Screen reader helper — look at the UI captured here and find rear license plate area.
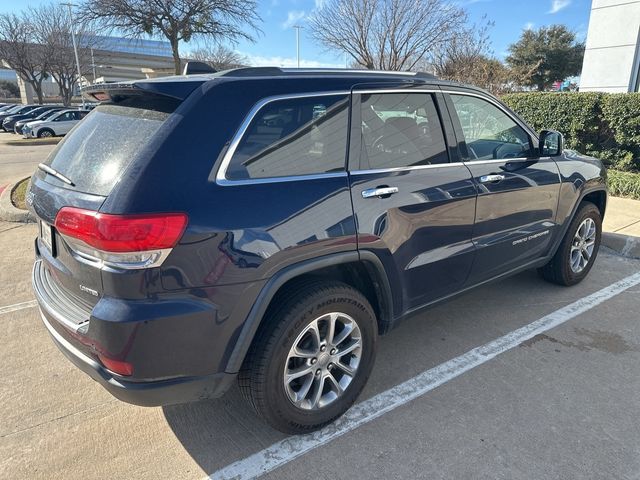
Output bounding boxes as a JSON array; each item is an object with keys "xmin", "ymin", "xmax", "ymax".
[{"xmin": 40, "ymin": 220, "xmax": 54, "ymax": 255}]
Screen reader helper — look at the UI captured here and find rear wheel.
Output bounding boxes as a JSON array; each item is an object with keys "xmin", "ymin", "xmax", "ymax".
[
  {"xmin": 239, "ymin": 281, "xmax": 377, "ymax": 434},
  {"xmin": 538, "ymin": 201, "xmax": 602, "ymax": 286},
  {"xmin": 37, "ymin": 129, "xmax": 54, "ymax": 138}
]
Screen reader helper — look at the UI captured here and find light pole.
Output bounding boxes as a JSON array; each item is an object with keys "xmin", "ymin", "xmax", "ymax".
[
  {"xmin": 293, "ymin": 25, "xmax": 303, "ymax": 68},
  {"xmin": 62, "ymin": 2, "xmax": 85, "ymax": 107},
  {"xmin": 90, "ymin": 48, "xmax": 97, "ymax": 82}
]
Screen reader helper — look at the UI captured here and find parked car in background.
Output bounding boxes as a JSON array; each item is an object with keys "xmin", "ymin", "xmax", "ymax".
[
  {"xmin": 3, "ymin": 105, "xmax": 63, "ymax": 133},
  {"xmin": 0, "ymin": 104, "xmax": 39, "ymax": 127},
  {"xmin": 29, "ymin": 68, "xmax": 607, "ymax": 434},
  {"xmin": 14, "ymin": 107, "xmax": 66, "ymax": 135},
  {"xmin": 24, "ymin": 109, "xmax": 89, "ymax": 138}
]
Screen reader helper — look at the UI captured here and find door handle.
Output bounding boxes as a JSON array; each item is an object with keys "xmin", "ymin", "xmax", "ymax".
[
  {"xmin": 479, "ymin": 174, "xmax": 505, "ymax": 183},
  {"xmin": 361, "ymin": 186, "xmax": 399, "ymax": 199}
]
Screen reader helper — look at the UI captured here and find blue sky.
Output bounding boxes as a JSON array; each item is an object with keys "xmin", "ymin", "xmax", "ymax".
[{"xmin": 0, "ymin": 0, "xmax": 592, "ymax": 67}]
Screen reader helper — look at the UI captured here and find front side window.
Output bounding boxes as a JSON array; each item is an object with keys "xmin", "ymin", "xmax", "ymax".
[
  {"xmin": 226, "ymin": 94, "xmax": 349, "ymax": 180},
  {"xmin": 450, "ymin": 94, "xmax": 532, "ymax": 160},
  {"xmin": 358, "ymin": 92, "xmax": 449, "ymax": 169}
]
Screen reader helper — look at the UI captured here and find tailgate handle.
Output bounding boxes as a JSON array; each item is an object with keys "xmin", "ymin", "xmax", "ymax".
[{"xmin": 362, "ymin": 186, "xmax": 399, "ymax": 199}]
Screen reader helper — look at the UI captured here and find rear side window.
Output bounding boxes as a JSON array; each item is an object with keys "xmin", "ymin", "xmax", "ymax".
[
  {"xmin": 358, "ymin": 92, "xmax": 449, "ymax": 169},
  {"xmin": 225, "ymin": 94, "xmax": 349, "ymax": 181},
  {"xmin": 43, "ymin": 100, "xmax": 175, "ymax": 196}
]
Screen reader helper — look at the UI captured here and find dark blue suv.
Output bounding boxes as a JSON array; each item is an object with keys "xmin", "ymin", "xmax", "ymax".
[{"xmin": 29, "ymin": 68, "xmax": 606, "ymax": 433}]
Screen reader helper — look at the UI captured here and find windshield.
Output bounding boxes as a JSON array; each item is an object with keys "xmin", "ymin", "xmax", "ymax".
[
  {"xmin": 28, "ymin": 107, "xmax": 50, "ymax": 117},
  {"xmin": 4, "ymin": 105, "xmax": 22, "ymax": 114},
  {"xmin": 43, "ymin": 101, "xmax": 174, "ymax": 196}
]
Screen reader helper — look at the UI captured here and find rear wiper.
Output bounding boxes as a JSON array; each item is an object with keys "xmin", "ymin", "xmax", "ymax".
[{"xmin": 38, "ymin": 163, "xmax": 75, "ymax": 186}]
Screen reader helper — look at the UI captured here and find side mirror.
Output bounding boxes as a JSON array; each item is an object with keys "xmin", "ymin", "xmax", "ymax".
[{"xmin": 539, "ymin": 130, "xmax": 564, "ymax": 156}]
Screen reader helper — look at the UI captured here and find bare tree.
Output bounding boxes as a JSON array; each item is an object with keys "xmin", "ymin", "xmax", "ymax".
[
  {"xmin": 0, "ymin": 13, "xmax": 49, "ymax": 103},
  {"xmin": 187, "ymin": 44, "xmax": 247, "ymax": 70},
  {"xmin": 430, "ymin": 19, "xmax": 506, "ymax": 94},
  {"xmin": 308, "ymin": 0, "xmax": 467, "ymax": 71},
  {"xmin": 30, "ymin": 4, "xmax": 100, "ymax": 106},
  {"xmin": 78, "ymin": 0, "xmax": 260, "ymax": 75}
]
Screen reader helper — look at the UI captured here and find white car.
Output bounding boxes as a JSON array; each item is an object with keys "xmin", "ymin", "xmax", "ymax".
[{"xmin": 24, "ymin": 109, "xmax": 89, "ymax": 138}]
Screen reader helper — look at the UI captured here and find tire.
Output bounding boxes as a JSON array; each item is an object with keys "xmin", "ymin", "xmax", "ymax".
[
  {"xmin": 538, "ymin": 201, "xmax": 602, "ymax": 286},
  {"xmin": 37, "ymin": 129, "xmax": 54, "ymax": 138},
  {"xmin": 239, "ymin": 281, "xmax": 378, "ymax": 434}
]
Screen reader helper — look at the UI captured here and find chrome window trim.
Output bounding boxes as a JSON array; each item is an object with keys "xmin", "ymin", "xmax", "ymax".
[
  {"xmin": 354, "ymin": 88, "xmax": 440, "ymax": 94},
  {"xmin": 218, "ymin": 171, "xmax": 348, "ymax": 186},
  {"xmin": 215, "ymin": 87, "xmax": 543, "ymax": 183},
  {"xmin": 215, "ymin": 90, "xmax": 351, "ymax": 186},
  {"xmin": 351, "ymin": 162, "xmax": 466, "ymax": 175}
]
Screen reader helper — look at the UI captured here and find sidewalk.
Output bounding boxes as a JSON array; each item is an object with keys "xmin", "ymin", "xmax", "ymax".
[
  {"xmin": 603, "ymin": 196, "xmax": 640, "ymax": 237},
  {"xmin": 601, "ymin": 196, "xmax": 640, "ymax": 258}
]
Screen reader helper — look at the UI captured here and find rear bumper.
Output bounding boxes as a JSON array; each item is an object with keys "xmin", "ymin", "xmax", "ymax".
[
  {"xmin": 32, "ymin": 255, "xmax": 241, "ymax": 406},
  {"xmin": 39, "ymin": 307, "xmax": 236, "ymax": 406}
]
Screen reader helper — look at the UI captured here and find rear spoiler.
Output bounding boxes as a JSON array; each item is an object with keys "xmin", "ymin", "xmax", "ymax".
[{"xmin": 82, "ymin": 78, "xmax": 206, "ymax": 103}]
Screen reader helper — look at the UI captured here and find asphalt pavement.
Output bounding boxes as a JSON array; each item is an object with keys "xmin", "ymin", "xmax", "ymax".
[{"xmin": 0, "ymin": 134, "xmax": 57, "ymax": 186}]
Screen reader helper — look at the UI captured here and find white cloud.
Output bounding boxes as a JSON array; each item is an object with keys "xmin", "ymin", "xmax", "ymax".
[
  {"xmin": 314, "ymin": 0, "xmax": 328, "ymax": 8},
  {"xmin": 524, "ymin": 22, "xmax": 535, "ymax": 30},
  {"xmin": 548, "ymin": 0, "xmax": 571, "ymax": 14},
  {"xmin": 241, "ymin": 53, "xmax": 343, "ymax": 69},
  {"xmin": 282, "ymin": 10, "xmax": 306, "ymax": 29}
]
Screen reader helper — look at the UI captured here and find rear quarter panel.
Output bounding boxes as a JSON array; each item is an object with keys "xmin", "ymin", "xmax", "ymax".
[{"xmin": 101, "ymin": 78, "xmax": 359, "ymax": 291}]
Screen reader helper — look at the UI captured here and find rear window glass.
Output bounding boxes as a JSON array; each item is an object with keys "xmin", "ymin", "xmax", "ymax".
[
  {"xmin": 226, "ymin": 94, "xmax": 349, "ymax": 180},
  {"xmin": 42, "ymin": 101, "xmax": 174, "ymax": 196}
]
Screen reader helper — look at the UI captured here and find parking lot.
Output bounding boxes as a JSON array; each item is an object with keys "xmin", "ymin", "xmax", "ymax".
[
  {"xmin": 1, "ymin": 138, "xmax": 640, "ymax": 479},
  {"xmin": 0, "ymin": 135, "xmax": 57, "ymax": 184}
]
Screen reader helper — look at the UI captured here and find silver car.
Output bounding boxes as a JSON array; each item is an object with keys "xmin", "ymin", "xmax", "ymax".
[{"xmin": 26, "ymin": 109, "xmax": 89, "ymax": 138}]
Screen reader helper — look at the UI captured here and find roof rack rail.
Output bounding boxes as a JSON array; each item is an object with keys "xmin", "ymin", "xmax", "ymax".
[
  {"xmin": 218, "ymin": 66, "xmax": 437, "ymax": 79},
  {"xmin": 219, "ymin": 67, "xmax": 284, "ymax": 77},
  {"xmin": 281, "ymin": 68, "xmax": 437, "ymax": 79}
]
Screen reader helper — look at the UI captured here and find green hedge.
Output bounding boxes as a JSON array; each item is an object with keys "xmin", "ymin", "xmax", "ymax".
[
  {"xmin": 607, "ymin": 169, "xmax": 640, "ymax": 200},
  {"xmin": 501, "ymin": 92, "xmax": 640, "ymax": 172}
]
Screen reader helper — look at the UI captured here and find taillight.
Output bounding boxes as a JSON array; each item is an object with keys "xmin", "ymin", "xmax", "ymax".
[
  {"xmin": 98, "ymin": 354, "xmax": 133, "ymax": 376},
  {"xmin": 54, "ymin": 207, "xmax": 188, "ymax": 269}
]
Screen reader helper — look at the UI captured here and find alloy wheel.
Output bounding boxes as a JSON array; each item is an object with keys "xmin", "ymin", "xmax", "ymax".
[
  {"xmin": 283, "ymin": 312, "xmax": 362, "ymax": 410},
  {"xmin": 570, "ymin": 217, "xmax": 597, "ymax": 273}
]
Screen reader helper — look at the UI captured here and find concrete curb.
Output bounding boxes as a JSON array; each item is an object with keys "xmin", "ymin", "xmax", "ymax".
[
  {"xmin": 0, "ymin": 177, "xmax": 35, "ymax": 223},
  {"xmin": 602, "ymin": 232, "xmax": 640, "ymax": 259}
]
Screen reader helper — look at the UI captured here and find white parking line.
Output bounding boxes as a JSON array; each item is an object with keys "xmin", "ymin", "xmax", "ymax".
[
  {"xmin": 0, "ymin": 299, "xmax": 37, "ymax": 315},
  {"xmin": 210, "ymin": 271, "xmax": 640, "ymax": 480}
]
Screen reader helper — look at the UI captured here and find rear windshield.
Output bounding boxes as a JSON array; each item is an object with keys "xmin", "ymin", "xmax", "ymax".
[{"xmin": 42, "ymin": 100, "xmax": 175, "ymax": 196}]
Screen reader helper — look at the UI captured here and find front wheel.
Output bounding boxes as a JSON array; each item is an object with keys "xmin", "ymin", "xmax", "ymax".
[
  {"xmin": 37, "ymin": 129, "xmax": 54, "ymax": 138},
  {"xmin": 239, "ymin": 281, "xmax": 378, "ymax": 434},
  {"xmin": 538, "ymin": 201, "xmax": 602, "ymax": 286}
]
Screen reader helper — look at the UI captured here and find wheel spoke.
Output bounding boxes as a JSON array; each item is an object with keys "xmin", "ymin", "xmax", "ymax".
[
  {"xmin": 309, "ymin": 375, "xmax": 325, "ymax": 409},
  {"xmin": 325, "ymin": 313, "xmax": 338, "ymax": 346},
  {"xmin": 332, "ymin": 322, "xmax": 353, "ymax": 347},
  {"xmin": 292, "ymin": 345, "xmax": 316, "ymax": 359},
  {"xmin": 337, "ymin": 338, "xmax": 361, "ymax": 357},
  {"xmin": 334, "ymin": 360, "xmax": 356, "ymax": 376},
  {"xmin": 285, "ymin": 364, "xmax": 314, "ymax": 383},
  {"xmin": 295, "ymin": 375, "xmax": 314, "ymax": 402},
  {"xmin": 307, "ymin": 321, "xmax": 322, "ymax": 351},
  {"xmin": 326, "ymin": 373, "xmax": 344, "ymax": 395}
]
